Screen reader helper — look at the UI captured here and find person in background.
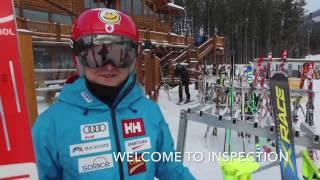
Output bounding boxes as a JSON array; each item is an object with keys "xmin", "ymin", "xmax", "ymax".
[
  {"xmin": 32, "ymin": 8, "xmax": 195, "ymax": 180},
  {"xmin": 175, "ymin": 63, "xmax": 191, "ymax": 104}
]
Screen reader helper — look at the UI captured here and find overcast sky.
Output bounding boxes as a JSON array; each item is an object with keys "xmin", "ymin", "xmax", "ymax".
[{"xmin": 305, "ymin": 0, "xmax": 320, "ymax": 14}]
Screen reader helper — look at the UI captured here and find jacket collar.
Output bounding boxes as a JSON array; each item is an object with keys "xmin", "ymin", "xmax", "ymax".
[{"xmin": 58, "ymin": 74, "xmax": 143, "ymax": 111}]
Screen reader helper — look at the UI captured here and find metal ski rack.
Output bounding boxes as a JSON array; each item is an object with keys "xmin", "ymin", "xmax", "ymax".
[
  {"xmin": 176, "ymin": 103, "xmax": 320, "ymax": 161},
  {"xmin": 214, "ymin": 84, "xmax": 310, "ymax": 97},
  {"xmin": 253, "ymin": 58, "xmax": 320, "ymax": 63}
]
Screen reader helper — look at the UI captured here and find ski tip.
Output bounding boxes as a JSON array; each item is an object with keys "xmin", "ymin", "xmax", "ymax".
[{"xmin": 271, "ymin": 71, "xmax": 288, "ymax": 78}]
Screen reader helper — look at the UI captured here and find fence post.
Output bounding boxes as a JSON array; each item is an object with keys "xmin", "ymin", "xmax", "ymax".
[
  {"xmin": 143, "ymin": 49, "xmax": 152, "ymax": 100},
  {"xmin": 55, "ymin": 22, "xmax": 61, "ymax": 40},
  {"xmin": 176, "ymin": 110, "xmax": 188, "ymax": 162},
  {"xmin": 18, "ymin": 32, "xmax": 38, "ymax": 126},
  {"xmin": 187, "ymin": 47, "xmax": 191, "ymax": 67},
  {"xmin": 146, "ymin": 29, "xmax": 150, "ymax": 40},
  {"xmin": 153, "ymin": 56, "xmax": 160, "ymax": 102},
  {"xmin": 135, "ymin": 42, "xmax": 144, "ymax": 85}
]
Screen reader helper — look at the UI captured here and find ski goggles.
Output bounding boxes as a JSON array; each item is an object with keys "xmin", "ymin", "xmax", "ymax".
[{"xmin": 72, "ymin": 34, "xmax": 138, "ymax": 69}]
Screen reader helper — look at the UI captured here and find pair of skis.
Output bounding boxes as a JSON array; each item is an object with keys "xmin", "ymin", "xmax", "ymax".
[
  {"xmin": 0, "ymin": 0, "xmax": 38, "ymax": 179},
  {"xmin": 269, "ymin": 50, "xmax": 299, "ymax": 180}
]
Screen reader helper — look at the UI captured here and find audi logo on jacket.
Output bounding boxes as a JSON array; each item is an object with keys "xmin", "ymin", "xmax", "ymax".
[{"xmin": 32, "ymin": 75, "xmax": 195, "ymax": 180}]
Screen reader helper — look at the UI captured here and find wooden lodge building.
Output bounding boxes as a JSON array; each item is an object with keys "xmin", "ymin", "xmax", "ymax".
[
  {"xmin": 13, "ymin": 0, "xmax": 224, "ymax": 125},
  {"xmin": 14, "ymin": 0, "xmax": 193, "ymax": 68}
]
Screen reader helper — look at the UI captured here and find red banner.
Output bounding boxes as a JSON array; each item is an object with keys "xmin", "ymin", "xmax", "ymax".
[{"xmin": 0, "ymin": 0, "xmax": 38, "ymax": 179}]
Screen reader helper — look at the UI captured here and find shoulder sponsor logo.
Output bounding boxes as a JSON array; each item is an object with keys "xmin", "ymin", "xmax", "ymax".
[
  {"xmin": 122, "ymin": 118, "xmax": 145, "ymax": 138},
  {"xmin": 70, "ymin": 139, "xmax": 112, "ymax": 157},
  {"xmin": 125, "ymin": 137, "xmax": 151, "ymax": 152},
  {"xmin": 80, "ymin": 92, "xmax": 93, "ymax": 103},
  {"xmin": 78, "ymin": 154, "xmax": 113, "ymax": 173},
  {"xmin": 128, "ymin": 154, "xmax": 146, "ymax": 176},
  {"xmin": 80, "ymin": 122, "xmax": 109, "ymax": 141}
]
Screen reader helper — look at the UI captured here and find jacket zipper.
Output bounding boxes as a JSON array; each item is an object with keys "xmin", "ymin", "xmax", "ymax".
[
  {"xmin": 111, "ymin": 109, "xmax": 124, "ymax": 180},
  {"xmin": 110, "ymin": 78, "xmax": 136, "ymax": 180}
]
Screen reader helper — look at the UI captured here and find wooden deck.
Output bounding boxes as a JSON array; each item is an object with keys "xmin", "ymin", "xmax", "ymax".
[{"xmin": 16, "ymin": 18, "xmax": 194, "ymax": 45}]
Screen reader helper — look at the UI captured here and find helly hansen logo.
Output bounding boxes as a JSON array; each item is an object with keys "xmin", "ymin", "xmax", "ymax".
[{"xmin": 122, "ymin": 119, "xmax": 145, "ymax": 138}]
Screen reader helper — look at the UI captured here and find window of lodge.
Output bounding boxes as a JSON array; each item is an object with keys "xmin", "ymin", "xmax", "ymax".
[
  {"xmin": 133, "ymin": 0, "xmax": 142, "ymax": 16},
  {"xmin": 34, "ymin": 47, "xmax": 73, "ymax": 69},
  {"xmin": 23, "ymin": 9, "xmax": 48, "ymax": 21},
  {"xmin": 120, "ymin": 0, "xmax": 131, "ymax": 14},
  {"xmin": 52, "ymin": 14, "xmax": 72, "ymax": 25}
]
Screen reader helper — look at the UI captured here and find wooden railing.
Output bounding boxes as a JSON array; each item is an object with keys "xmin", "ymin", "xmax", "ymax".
[
  {"xmin": 132, "ymin": 15, "xmax": 171, "ymax": 33},
  {"xmin": 17, "ymin": 18, "xmax": 194, "ymax": 45},
  {"xmin": 149, "ymin": 31, "xmax": 168, "ymax": 43},
  {"xmin": 138, "ymin": 29, "xmax": 194, "ymax": 45},
  {"xmin": 198, "ymin": 38, "xmax": 214, "ymax": 60},
  {"xmin": 17, "ymin": 17, "xmax": 71, "ymax": 39},
  {"xmin": 14, "ymin": 0, "xmax": 83, "ymax": 16},
  {"xmin": 160, "ymin": 50, "xmax": 180, "ymax": 78},
  {"xmin": 160, "ymin": 50, "xmax": 179, "ymax": 66},
  {"xmin": 214, "ymin": 36, "xmax": 224, "ymax": 48}
]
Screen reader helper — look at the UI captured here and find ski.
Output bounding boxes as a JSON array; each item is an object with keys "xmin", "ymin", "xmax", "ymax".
[
  {"xmin": 270, "ymin": 72, "xmax": 298, "ymax": 180},
  {"xmin": 240, "ymin": 66, "xmax": 246, "ymax": 152},
  {"xmin": 0, "ymin": 0, "xmax": 38, "ymax": 179},
  {"xmin": 260, "ymin": 52, "xmax": 273, "ymax": 88},
  {"xmin": 253, "ymin": 57, "xmax": 264, "ymax": 88},
  {"xmin": 224, "ymin": 53, "xmax": 235, "ymax": 154},
  {"xmin": 279, "ymin": 49, "xmax": 288, "ymax": 72},
  {"xmin": 304, "ymin": 62, "xmax": 318, "ymax": 163},
  {"xmin": 292, "ymin": 62, "xmax": 309, "ymax": 136},
  {"xmin": 253, "ymin": 57, "xmax": 264, "ymax": 155},
  {"xmin": 176, "ymin": 100, "xmax": 194, "ymax": 105}
]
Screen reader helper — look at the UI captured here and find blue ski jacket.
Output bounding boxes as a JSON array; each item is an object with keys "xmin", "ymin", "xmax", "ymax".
[{"xmin": 32, "ymin": 75, "xmax": 195, "ymax": 180}]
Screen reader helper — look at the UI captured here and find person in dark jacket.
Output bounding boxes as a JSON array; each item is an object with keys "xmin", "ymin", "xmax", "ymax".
[{"xmin": 175, "ymin": 63, "xmax": 191, "ymax": 104}]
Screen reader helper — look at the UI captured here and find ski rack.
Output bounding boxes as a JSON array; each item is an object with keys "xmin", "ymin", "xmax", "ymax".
[
  {"xmin": 253, "ymin": 58, "xmax": 320, "ymax": 63},
  {"xmin": 176, "ymin": 103, "xmax": 320, "ymax": 161},
  {"xmin": 214, "ymin": 84, "xmax": 311, "ymax": 96}
]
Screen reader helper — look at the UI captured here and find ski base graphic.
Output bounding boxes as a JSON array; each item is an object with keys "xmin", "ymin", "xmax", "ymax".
[
  {"xmin": 270, "ymin": 72, "xmax": 298, "ymax": 180},
  {"xmin": 0, "ymin": 0, "xmax": 38, "ymax": 179}
]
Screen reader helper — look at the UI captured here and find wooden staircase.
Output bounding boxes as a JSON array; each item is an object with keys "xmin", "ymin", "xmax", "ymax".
[{"xmin": 160, "ymin": 36, "xmax": 225, "ymax": 85}]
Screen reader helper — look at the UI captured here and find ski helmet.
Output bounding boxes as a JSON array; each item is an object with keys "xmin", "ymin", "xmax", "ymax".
[{"xmin": 71, "ymin": 8, "xmax": 139, "ymax": 75}]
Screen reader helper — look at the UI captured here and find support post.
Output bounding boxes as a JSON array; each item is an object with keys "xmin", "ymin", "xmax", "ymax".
[
  {"xmin": 176, "ymin": 110, "xmax": 188, "ymax": 162},
  {"xmin": 143, "ymin": 49, "xmax": 152, "ymax": 99},
  {"xmin": 18, "ymin": 32, "xmax": 38, "ymax": 126}
]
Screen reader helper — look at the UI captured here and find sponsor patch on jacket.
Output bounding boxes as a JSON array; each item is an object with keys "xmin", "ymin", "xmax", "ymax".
[
  {"xmin": 80, "ymin": 92, "xmax": 93, "ymax": 103},
  {"xmin": 70, "ymin": 139, "xmax": 112, "ymax": 157},
  {"xmin": 80, "ymin": 122, "xmax": 109, "ymax": 141},
  {"xmin": 125, "ymin": 137, "xmax": 151, "ymax": 152},
  {"xmin": 122, "ymin": 118, "xmax": 145, "ymax": 138},
  {"xmin": 127, "ymin": 153, "xmax": 146, "ymax": 176},
  {"xmin": 78, "ymin": 154, "xmax": 113, "ymax": 173}
]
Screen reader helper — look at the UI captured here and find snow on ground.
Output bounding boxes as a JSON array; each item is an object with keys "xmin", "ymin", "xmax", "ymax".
[
  {"xmin": 37, "ymin": 85, "xmax": 306, "ymax": 180},
  {"xmin": 305, "ymin": 54, "xmax": 320, "ymax": 60}
]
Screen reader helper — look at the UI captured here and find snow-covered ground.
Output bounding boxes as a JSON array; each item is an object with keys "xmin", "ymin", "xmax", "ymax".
[
  {"xmin": 37, "ymin": 85, "xmax": 308, "ymax": 180},
  {"xmin": 305, "ymin": 54, "xmax": 320, "ymax": 60}
]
